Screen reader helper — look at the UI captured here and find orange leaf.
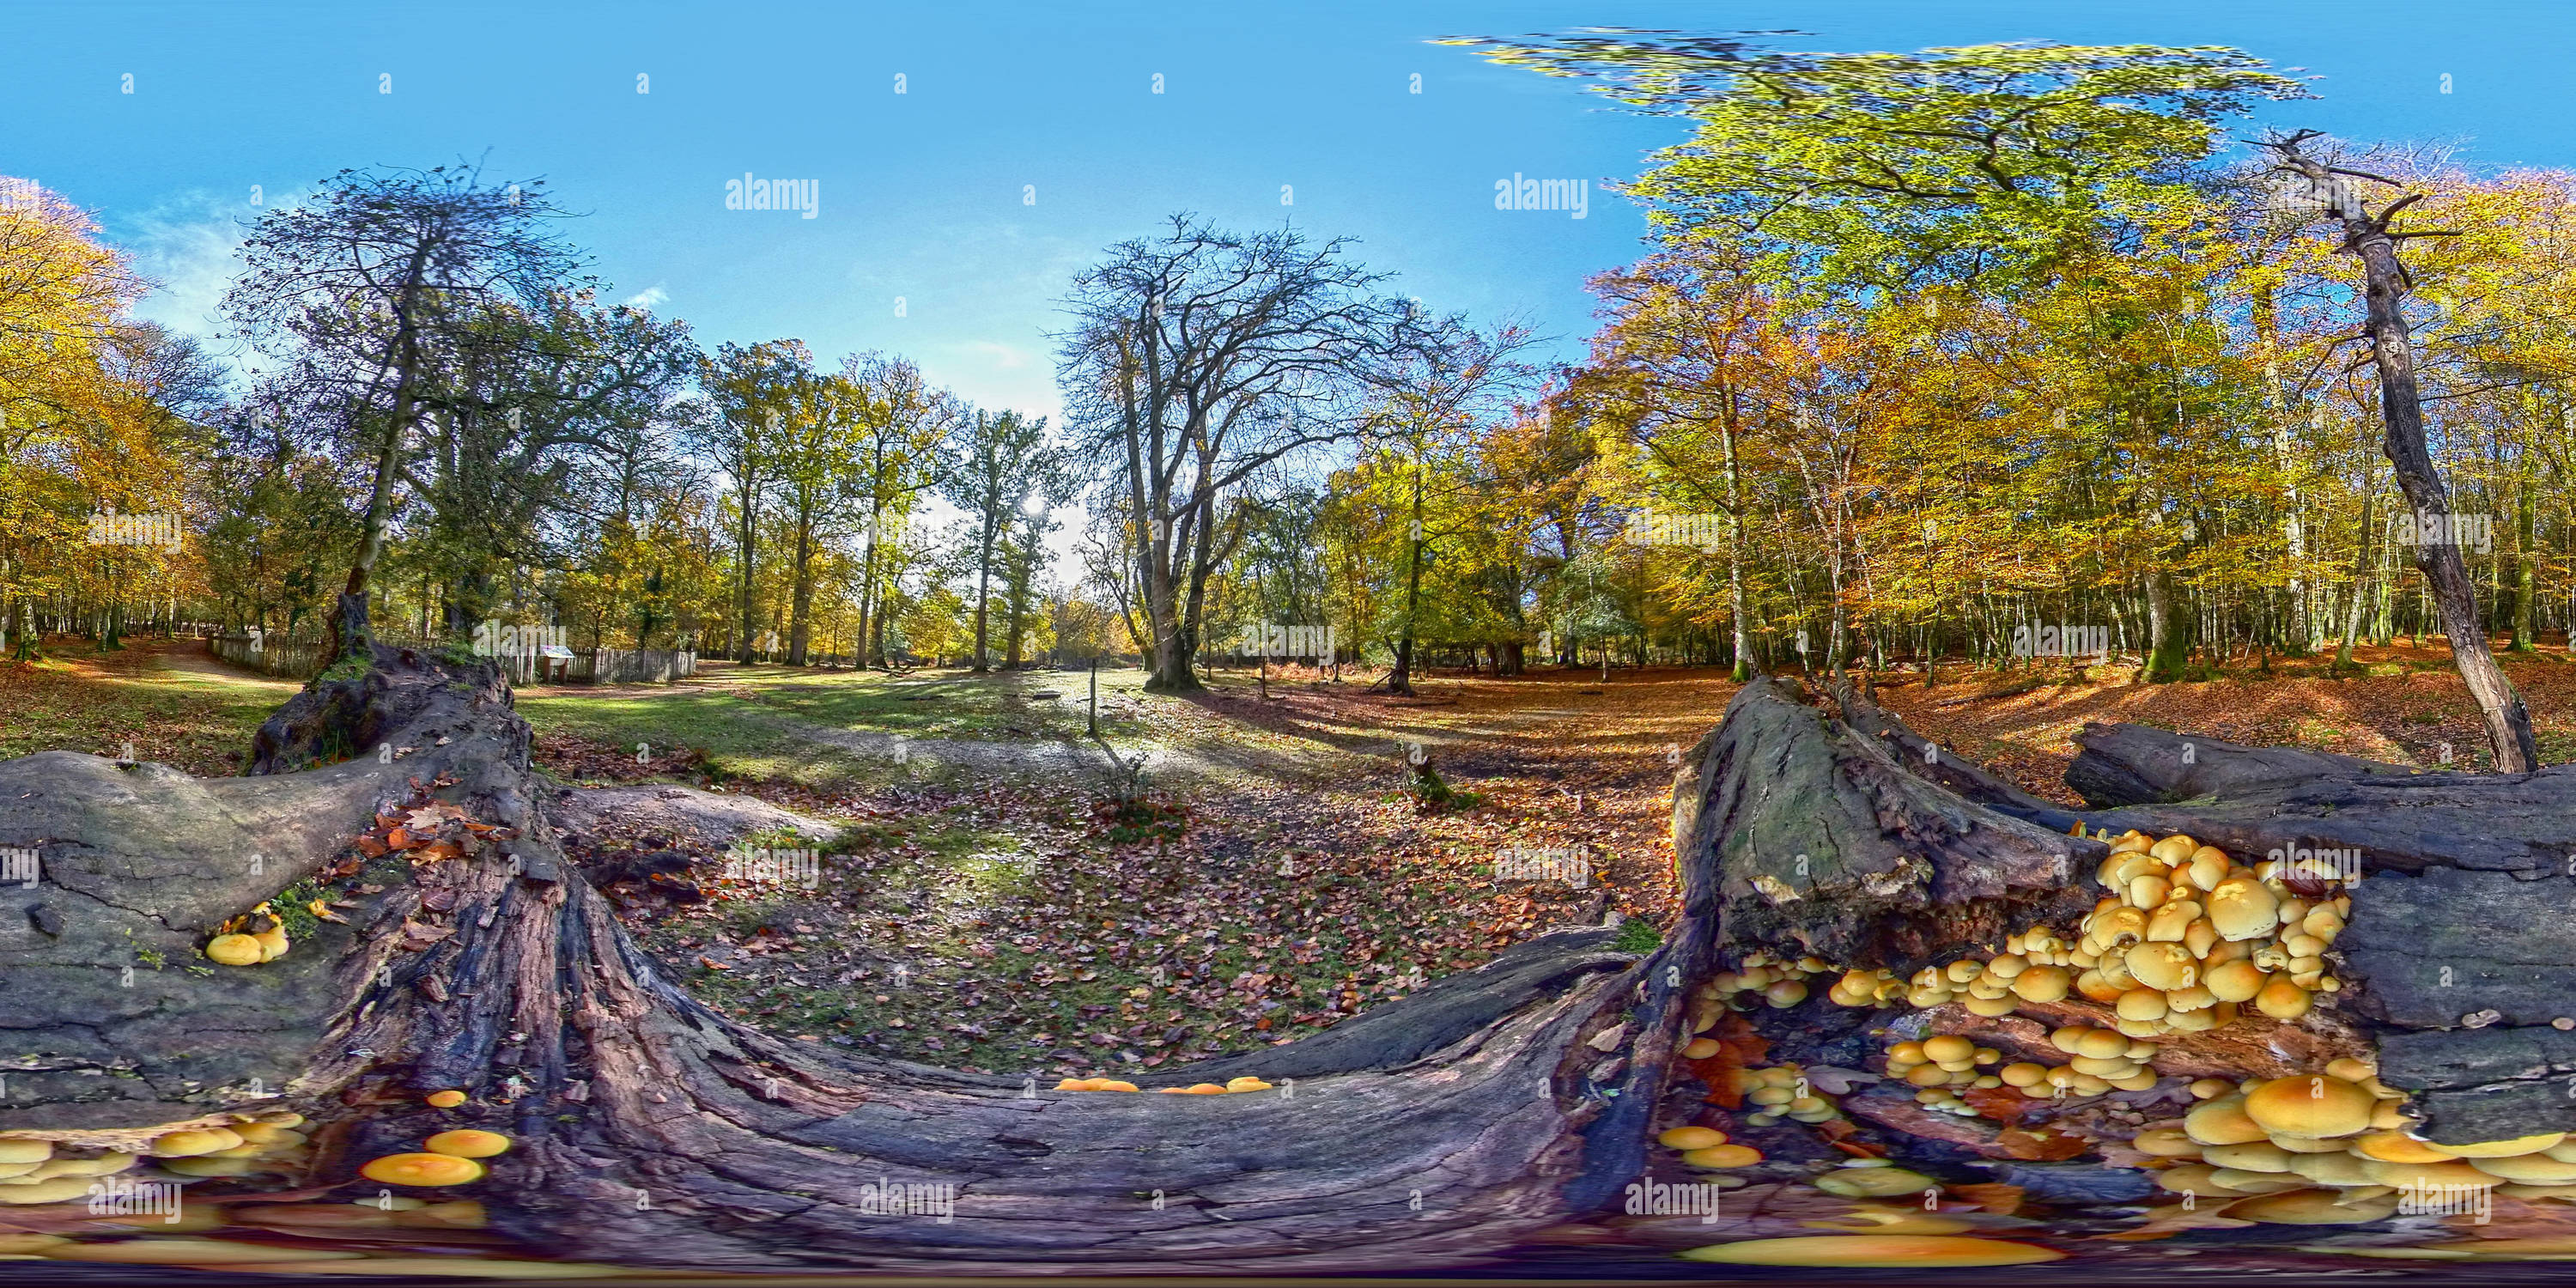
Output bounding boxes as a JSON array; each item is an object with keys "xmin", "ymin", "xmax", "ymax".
[
  {"xmin": 1949, "ymin": 1182, "xmax": 2026, "ymax": 1215},
  {"xmin": 1961, "ymin": 1085, "xmax": 2038, "ymax": 1124},
  {"xmin": 386, "ymin": 828, "xmax": 412, "ymax": 850},
  {"xmin": 355, "ymin": 835, "xmax": 389, "ymax": 858},
  {"xmin": 1995, "ymin": 1127, "xmax": 2092, "ymax": 1161}
]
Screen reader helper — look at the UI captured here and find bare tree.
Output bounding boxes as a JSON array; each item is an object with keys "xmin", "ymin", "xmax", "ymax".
[
  {"xmin": 1057, "ymin": 215, "xmax": 1430, "ymax": 691},
  {"xmin": 226, "ymin": 165, "xmax": 581, "ymax": 665},
  {"xmin": 2267, "ymin": 131, "xmax": 2538, "ymax": 772}
]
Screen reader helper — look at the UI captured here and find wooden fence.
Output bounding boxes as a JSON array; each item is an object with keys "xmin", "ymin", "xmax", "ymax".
[{"xmin": 209, "ymin": 636, "xmax": 695, "ymax": 686}]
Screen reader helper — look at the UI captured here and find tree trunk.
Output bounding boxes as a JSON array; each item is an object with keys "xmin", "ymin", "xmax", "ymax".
[
  {"xmin": 2280, "ymin": 142, "xmax": 2537, "ymax": 771},
  {"xmin": 11, "ymin": 653, "xmax": 2576, "ymax": 1270},
  {"xmin": 0, "ymin": 645, "xmax": 1669, "ymax": 1270}
]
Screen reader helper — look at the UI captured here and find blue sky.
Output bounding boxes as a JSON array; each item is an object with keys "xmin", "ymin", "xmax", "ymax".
[{"xmin": 5, "ymin": 0, "xmax": 2564, "ymax": 423}]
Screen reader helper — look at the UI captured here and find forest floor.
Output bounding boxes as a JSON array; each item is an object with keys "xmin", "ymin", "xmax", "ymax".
[{"xmin": 13, "ymin": 633, "xmax": 2576, "ymax": 1082}]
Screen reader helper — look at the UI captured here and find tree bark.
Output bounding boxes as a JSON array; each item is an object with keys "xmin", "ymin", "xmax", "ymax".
[
  {"xmin": 0, "ymin": 647, "xmax": 1670, "ymax": 1269},
  {"xmin": 2274, "ymin": 137, "xmax": 2538, "ymax": 771}
]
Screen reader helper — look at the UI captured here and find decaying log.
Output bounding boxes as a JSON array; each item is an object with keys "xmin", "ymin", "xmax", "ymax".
[
  {"xmin": 1675, "ymin": 677, "xmax": 2099, "ymax": 974},
  {"xmin": 1, "ymin": 644, "xmax": 1681, "ymax": 1272},
  {"xmin": 1806, "ymin": 687, "xmax": 2576, "ymax": 1145}
]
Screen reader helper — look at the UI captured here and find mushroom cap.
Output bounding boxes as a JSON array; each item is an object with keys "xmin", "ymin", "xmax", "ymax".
[
  {"xmin": 2439, "ymin": 1131, "xmax": 2567, "ymax": 1158},
  {"xmin": 1923, "ymin": 1036, "xmax": 1975, "ymax": 1063},
  {"xmin": 360, "ymin": 1152, "xmax": 487, "ymax": 1187},
  {"xmin": 2224, "ymin": 1188, "xmax": 2401, "ymax": 1224},
  {"xmin": 2151, "ymin": 835, "xmax": 2198, "ymax": 863},
  {"xmin": 2185, "ymin": 1096, "xmax": 2271, "ymax": 1145},
  {"xmin": 1682, "ymin": 1037, "xmax": 1722, "ymax": 1059},
  {"xmin": 426, "ymin": 1091, "xmax": 467, "ymax": 1109},
  {"xmin": 253, "ymin": 927, "xmax": 290, "ymax": 961},
  {"xmin": 1659, "ymin": 1126, "xmax": 1728, "ymax": 1151},
  {"xmin": 2074, "ymin": 1030, "xmax": 2129, "ymax": 1060},
  {"xmin": 2132, "ymin": 1127, "xmax": 2201, "ymax": 1157},
  {"xmin": 0, "ymin": 1141, "xmax": 50, "ymax": 1165},
  {"xmin": 2360, "ymin": 1158, "xmax": 2493, "ymax": 1188},
  {"xmin": 2253, "ymin": 977, "xmax": 2312, "ymax": 1019},
  {"xmin": 2206, "ymin": 1168, "xmax": 2311, "ymax": 1194},
  {"xmin": 2204, "ymin": 959, "xmax": 2266, "ymax": 1003},
  {"xmin": 0, "ymin": 1177, "xmax": 100, "ymax": 1206},
  {"xmin": 2287, "ymin": 1151, "xmax": 2375, "ymax": 1186},
  {"xmin": 2469, "ymin": 1153, "xmax": 2576, "ymax": 1184},
  {"xmin": 2207, "ymin": 879, "xmax": 2281, "ymax": 941},
  {"xmin": 205, "ymin": 934, "xmax": 264, "ymax": 966},
  {"xmin": 1679, "ymin": 1235, "xmax": 2063, "ymax": 1267},
  {"xmin": 420, "ymin": 1133, "xmax": 505, "ymax": 1164},
  {"xmin": 1222, "ymin": 1077, "xmax": 1271, "ymax": 1092},
  {"xmin": 152, "ymin": 1127, "xmax": 246, "ymax": 1157},
  {"xmin": 2202, "ymin": 1140, "xmax": 2296, "ymax": 1172},
  {"xmin": 2125, "ymin": 942, "xmax": 2196, "ymax": 992},
  {"xmin": 2115, "ymin": 988, "xmax": 2169, "ymax": 1022},
  {"xmin": 2009, "ymin": 965, "xmax": 2071, "ymax": 1003},
  {"xmin": 1680, "ymin": 1144, "xmax": 1763, "ymax": 1169},
  {"xmin": 1094, "ymin": 1079, "xmax": 1141, "ymax": 1092},
  {"xmin": 2354, "ymin": 1132, "xmax": 2457, "ymax": 1163},
  {"xmin": 2244, "ymin": 1076, "xmax": 2374, "ymax": 1139}
]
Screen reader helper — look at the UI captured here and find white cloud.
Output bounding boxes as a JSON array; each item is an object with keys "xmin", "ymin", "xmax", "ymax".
[
  {"xmin": 121, "ymin": 195, "xmax": 246, "ymax": 346},
  {"xmin": 623, "ymin": 284, "xmax": 669, "ymax": 310},
  {"xmin": 961, "ymin": 339, "xmax": 1027, "ymax": 370}
]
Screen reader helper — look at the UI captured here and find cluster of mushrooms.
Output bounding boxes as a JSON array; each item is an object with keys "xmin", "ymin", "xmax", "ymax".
[
  {"xmin": 1054, "ymin": 1076, "xmax": 1275, "ymax": 1093},
  {"xmin": 203, "ymin": 901, "xmax": 296, "ymax": 967},
  {"xmin": 0, "ymin": 1113, "xmax": 310, "ymax": 1205}
]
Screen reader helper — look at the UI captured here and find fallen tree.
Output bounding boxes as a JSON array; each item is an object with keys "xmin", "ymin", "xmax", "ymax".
[
  {"xmin": 4, "ymin": 655, "xmax": 2573, "ymax": 1269},
  {"xmin": 0, "ymin": 646, "xmax": 1678, "ymax": 1271}
]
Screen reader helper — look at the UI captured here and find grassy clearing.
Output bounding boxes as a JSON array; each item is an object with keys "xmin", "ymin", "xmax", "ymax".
[{"xmin": 0, "ymin": 636, "xmax": 297, "ymax": 775}]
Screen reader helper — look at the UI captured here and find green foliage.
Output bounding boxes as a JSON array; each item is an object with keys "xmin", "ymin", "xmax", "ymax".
[
  {"xmin": 1613, "ymin": 916, "xmax": 1663, "ymax": 954},
  {"xmin": 1453, "ymin": 33, "xmax": 2309, "ymax": 293}
]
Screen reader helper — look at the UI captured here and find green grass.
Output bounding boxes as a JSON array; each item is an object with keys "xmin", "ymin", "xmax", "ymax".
[
  {"xmin": 518, "ymin": 665, "xmax": 1145, "ymax": 790},
  {"xmin": 0, "ymin": 644, "xmax": 298, "ymax": 775}
]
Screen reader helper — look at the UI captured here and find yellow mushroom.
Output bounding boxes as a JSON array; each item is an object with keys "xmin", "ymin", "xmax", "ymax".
[
  {"xmin": 2439, "ymin": 1132, "xmax": 2567, "ymax": 1157},
  {"xmin": 2185, "ymin": 1096, "xmax": 2271, "ymax": 1145},
  {"xmin": 2205, "ymin": 958, "xmax": 2266, "ymax": 1004},
  {"xmin": 427, "ymin": 1090, "xmax": 468, "ymax": 1108},
  {"xmin": 2253, "ymin": 977, "xmax": 2312, "ymax": 1019},
  {"xmin": 1660, "ymin": 1126, "xmax": 1728, "ymax": 1151},
  {"xmin": 1681, "ymin": 1144, "xmax": 1763, "ymax": 1169},
  {"xmin": 2244, "ymin": 1076, "xmax": 2374, "ymax": 1139},
  {"xmin": 2202, "ymin": 1140, "xmax": 2296, "ymax": 1173},
  {"xmin": 2354, "ymin": 1132, "xmax": 2457, "ymax": 1163},
  {"xmin": 152, "ymin": 1127, "xmax": 245, "ymax": 1157},
  {"xmin": 2207, "ymin": 879, "xmax": 2281, "ymax": 942},
  {"xmin": 360, "ymin": 1152, "xmax": 487, "ymax": 1186},
  {"xmin": 0, "ymin": 1141, "xmax": 49, "ymax": 1164},
  {"xmin": 205, "ymin": 934, "xmax": 264, "ymax": 966}
]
